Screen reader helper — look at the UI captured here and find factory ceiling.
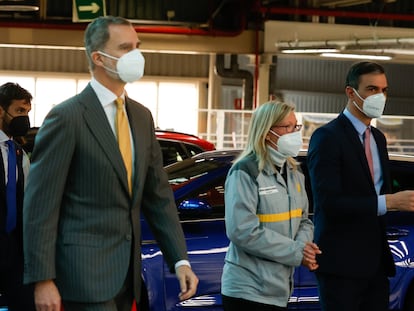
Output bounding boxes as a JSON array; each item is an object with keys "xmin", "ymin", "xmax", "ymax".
[{"xmin": 1, "ymin": 0, "xmax": 414, "ymax": 61}]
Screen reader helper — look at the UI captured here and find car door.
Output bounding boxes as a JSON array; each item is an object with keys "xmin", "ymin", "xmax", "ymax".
[
  {"xmin": 291, "ymin": 155, "xmax": 320, "ymax": 310},
  {"xmin": 386, "ymin": 156, "xmax": 414, "ymax": 310},
  {"xmin": 163, "ymin": 158, "xmax": 230, "ymax": 311}
]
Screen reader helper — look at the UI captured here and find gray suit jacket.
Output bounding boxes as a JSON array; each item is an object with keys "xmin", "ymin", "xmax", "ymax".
[{"xmin": 23, "ymin": 84, "xmax": 188, "ymax": 302}]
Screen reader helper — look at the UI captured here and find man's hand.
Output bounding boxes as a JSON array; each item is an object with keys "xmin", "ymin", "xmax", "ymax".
[
  {"xmin": 34, "ymin": 280, "xmax": 61, "ymax": 311},
  {"xmin": 386, "ymin": 190, "xmax": 414, "ymax": 212},
  {"xmin": 302, "ymin": 242, "xmax": 322, "ymax": 271},
  {"xmin": 175, "ymin": 265, "xmax": 199, "ymax": 301}
]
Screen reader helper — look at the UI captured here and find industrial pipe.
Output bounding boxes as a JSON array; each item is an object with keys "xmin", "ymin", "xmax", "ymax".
[
  {"xmin": 276, "ymin": 37, "xmax": 414, "ymax": 49},
  {"xmin": 216, "ymin": 54, "xmax": 254, "ymax": 109},
  {"xmin": 258, "ymin": 6, "xmax": 414, "ymax": 22}
]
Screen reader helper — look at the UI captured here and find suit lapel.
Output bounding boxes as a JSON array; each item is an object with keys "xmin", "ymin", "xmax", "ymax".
[{"xmin": 80, "ymin": 85, "xmax": 130, "ymax": 195}]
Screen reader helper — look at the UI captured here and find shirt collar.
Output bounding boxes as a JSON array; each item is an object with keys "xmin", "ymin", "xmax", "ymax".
[
  {"xmin": 343, "ymin": 108, "xmax": 369, "ymax": 136},
  {"xmin": 0, "ymin": 130, "xmax": 9, "ymax": 143},
  {"xmin": 90, "ymin": 78, "xmax": 125, "ymax": 108}
]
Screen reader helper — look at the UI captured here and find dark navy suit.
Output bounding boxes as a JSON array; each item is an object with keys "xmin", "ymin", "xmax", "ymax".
[
  {"xmin": 307, "ymin": 113, "xmax": 395, "ymax": 311},
  {"xmin": 0, "ymin": 140, "xmax": 35, "ymax": 310}
]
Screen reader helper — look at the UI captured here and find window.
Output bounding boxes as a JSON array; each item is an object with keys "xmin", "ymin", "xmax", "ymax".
[{"xmin": 0, "ymin": 74, "xmax": 200, "ymax": 137}]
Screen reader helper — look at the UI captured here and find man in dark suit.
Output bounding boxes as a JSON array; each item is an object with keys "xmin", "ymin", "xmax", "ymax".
[
  {"xmin": 307, "ymin": 61, "xmax": 414, "ymax": 311},
  {"xmin": 0, "ymin": 82, "xmax": 34, "ymax": 311},
  {"xmin": 23, "ymin": 16, "xmax": 198, "ymax": 311}
]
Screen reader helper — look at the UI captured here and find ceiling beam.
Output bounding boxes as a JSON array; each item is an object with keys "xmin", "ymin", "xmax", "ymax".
[{"xmin": 0, "ymin": 25, "xmax": 261, "ymax": 54}]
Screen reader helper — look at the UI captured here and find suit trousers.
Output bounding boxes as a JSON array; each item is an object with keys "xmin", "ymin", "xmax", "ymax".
[
  {"xmin": 316, "ymin": 268, "xmax": 389, "ymax": 311},
  {"xmin": 0, "ymin": 233, "xmax": 35, "ymax": 311}
]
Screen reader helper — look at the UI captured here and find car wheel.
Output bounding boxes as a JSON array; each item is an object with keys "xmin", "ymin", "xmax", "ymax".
[{"xmin": 404, "ymin": 282, "xmax": 414, "ymax": 311}]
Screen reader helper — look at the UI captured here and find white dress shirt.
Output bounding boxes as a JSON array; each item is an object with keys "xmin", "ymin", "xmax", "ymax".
[{"xmin": 0, "ymin": 130, "xmax": 30, "ymax": 187}]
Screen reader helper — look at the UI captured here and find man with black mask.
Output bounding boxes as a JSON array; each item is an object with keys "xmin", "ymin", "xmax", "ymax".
[{"xmin": 0, "ymin": 82, "xmax": 34, "ymax": 311}]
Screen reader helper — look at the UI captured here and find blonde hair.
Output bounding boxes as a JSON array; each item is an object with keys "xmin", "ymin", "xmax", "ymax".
[{"xmin": 236, "ymin": 101, "xmax": 297, "ymax": 171}]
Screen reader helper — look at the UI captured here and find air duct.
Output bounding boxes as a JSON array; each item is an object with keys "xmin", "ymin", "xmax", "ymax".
[{"xmin": 215, "ymin": 54, "xmax": 253, "ymax": 109}]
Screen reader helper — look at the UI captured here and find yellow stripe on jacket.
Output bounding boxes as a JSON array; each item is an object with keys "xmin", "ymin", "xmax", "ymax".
[{"xmin": 257, "ymin": 208, "xmax": 303, "ymax": 222}]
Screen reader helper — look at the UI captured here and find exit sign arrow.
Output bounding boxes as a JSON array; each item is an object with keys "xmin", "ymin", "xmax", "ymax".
[
  {"xmin": 73, "ymin": 0, "xmax": 106, "ymax": 22},
  {"xmin": 78, "ymin": 2, "xmax": 100, "ymax": 14}
]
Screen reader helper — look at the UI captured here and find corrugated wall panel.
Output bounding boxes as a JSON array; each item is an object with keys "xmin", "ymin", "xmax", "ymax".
[
  {"xmin": 274, "ymin": 57, "xmax": 414, "ymax": 116},
  {"xmin": 0, "ymin": 47, "xmax": 209, "ymax": 77},
  {"xmin": 0, "ymin": 48, "xmax": 89, "ymax": 72},
  {"xmin": 281, "ymin": 91, "xmax": 346, "ymax": 113},
  {"xmin": 145, "ymin": 53, "xmax": 209, "ymax": 77},
  {"xmin": 275, "ymin": 57, "xmax": 351, "ymax": 92}
]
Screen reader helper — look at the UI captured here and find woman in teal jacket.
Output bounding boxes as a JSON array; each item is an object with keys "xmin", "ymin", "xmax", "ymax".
[{"xmin": 221, "ymin": 101, "xmax": 321, "ymax": 311}]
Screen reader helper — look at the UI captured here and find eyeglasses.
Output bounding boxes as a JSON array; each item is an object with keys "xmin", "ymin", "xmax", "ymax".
[{"xmin": 273, "ymin": 124, "xmax": 303, "ymax": 133}]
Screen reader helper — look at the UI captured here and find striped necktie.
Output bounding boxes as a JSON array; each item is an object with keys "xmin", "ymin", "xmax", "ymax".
[{"xmin": 115, "ymin": 97, "xmax": 132, "ymax": 195}]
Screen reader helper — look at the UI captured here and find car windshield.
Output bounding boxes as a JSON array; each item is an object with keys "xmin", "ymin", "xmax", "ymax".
[{"xmin": 166, "ymin": 157, "xmax": 229, "ymax": 191}]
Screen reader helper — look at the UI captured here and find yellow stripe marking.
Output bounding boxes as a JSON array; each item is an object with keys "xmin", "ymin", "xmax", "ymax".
[{"xmin": 258, "ymin": 208, "xmax": 302, "ymax": 222}]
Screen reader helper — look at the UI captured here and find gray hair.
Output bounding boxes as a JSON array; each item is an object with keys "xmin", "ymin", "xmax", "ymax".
[{"xmin": 84, "ymin": 16, "xmax": 132, "ymax": 70}]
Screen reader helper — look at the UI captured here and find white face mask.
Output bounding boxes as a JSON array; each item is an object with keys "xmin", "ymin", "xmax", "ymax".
[
  {"xmin": 352, "ymin": 88, "xmax": 386, "ymax": 119},
  {"xmin": 269, "ymin": 129, "xmax": 303, "ymax": 157},
  {"xmin": 266, "ymin": 145, "xmax": 286, "ymax": 167},
  {"xmin": 98, "ymin": 49, "xmax": 145, "ymax": 83}
]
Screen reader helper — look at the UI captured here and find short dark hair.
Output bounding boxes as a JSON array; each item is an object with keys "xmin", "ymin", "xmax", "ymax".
[
  {"xmin": 84, "ymin": 16, "xmax": 132, "ymax": 70},
  {"xmin": 0, "ymin": 82, "xmax": 32, "ymax": 111},
  {"xmin": 345, "ymin": 61, "xmax": 385, "ymax": 89}
]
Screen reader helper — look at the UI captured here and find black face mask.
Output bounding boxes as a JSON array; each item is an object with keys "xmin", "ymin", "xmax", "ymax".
[{"xmin": 5, "ymin": 113, "xmax": 30, "ymax": 137}]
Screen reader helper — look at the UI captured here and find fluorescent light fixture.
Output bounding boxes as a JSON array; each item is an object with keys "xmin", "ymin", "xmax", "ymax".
[
  {"xmin": 0, "ymin": 43, "xmax": 85, "ymax": 51},
  {"xmin": 0, "ymin": 5, "xmax": 39, "ymax": 12},
  {"xmin": 282, "ymin": 48, "xmax": 339, "ymax": 54},
  {"xmin": 319, "ymin": 0, "xmax": 372, "ymax": 7},
  {"xmin": 321, "ymin": 53, "xmax": 392, "ymax": 61}
]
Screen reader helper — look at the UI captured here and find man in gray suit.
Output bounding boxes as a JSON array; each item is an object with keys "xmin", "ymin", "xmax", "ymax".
[{"xmin": 23, "ymin": 16, "xmax": 198, "ymax": 311}]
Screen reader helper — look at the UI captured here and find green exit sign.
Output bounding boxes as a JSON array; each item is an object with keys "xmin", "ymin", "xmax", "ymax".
[{"xmin": 72, "ymin": 0, "xmax": 106, "ymax": 22}]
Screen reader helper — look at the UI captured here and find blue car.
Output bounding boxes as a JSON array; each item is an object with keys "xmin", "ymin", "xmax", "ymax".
[
  {"xmin": 139, "ymin": 150, "xmax": 414, "ymax": 311},
  {"xmin": 3, "ymin": 150, "xmax": 411, "ymax": 310}
]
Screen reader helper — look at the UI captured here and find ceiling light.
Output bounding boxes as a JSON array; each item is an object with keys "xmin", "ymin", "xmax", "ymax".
[
  {"xmin": 321, "ymin": 53, "xmax": 392, "ymax": 61},
  {"xmin": 0, "ymin": 5, "xmax": 39, "ymax": 11},
  {"xmin": 282, "ymin": 48, "xmax": 339, "ymax": 54},
  {"xmin": 0, "ymin": 43, "xmax": 84, "ymax": 50},
  {"xmin": 319, "ymin": 0, "xmax": 372, "ymax": 7}
]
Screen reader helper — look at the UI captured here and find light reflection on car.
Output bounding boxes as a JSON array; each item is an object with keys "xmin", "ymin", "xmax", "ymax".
[{"xmin": 138, "ymin": 150, "xmax": 414, "ymax": 311}]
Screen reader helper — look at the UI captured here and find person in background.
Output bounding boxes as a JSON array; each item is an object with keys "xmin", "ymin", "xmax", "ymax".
[
  {"xmin": 23, "ymin": 16, "xmax": 198, "ymax": 311},
  {"xmin": 307, "ymin": 61, "xmax": 414, "ymax": 311},
  {"xmin": 15, "ymin": 127, "xmax": 39, "ymax": 159},
  {"xmin": 0, "ymin": 82, "xmax": 34, "ymax": 311},
  {"xmin": 221, "ymin": 101, "xmax": 321, "ymax": 311}
]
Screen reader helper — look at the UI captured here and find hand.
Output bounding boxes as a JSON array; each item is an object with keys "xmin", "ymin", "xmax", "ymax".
[
  {"xmin": 386, "ymin": 190, "xmax": 414, "ymax": 212},
  {"xmin": 302, "ymin": 242, "xmax": 322, "ymax": 271},
  {"xmin": 175, "ymin": 265, "xmax": 199, "ymax": 301},
  {"xmin": 34, "ymin": 280, "xmax": 61, "ymax": 311}
]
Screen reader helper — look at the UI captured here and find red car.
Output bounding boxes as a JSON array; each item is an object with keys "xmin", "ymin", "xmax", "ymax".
[
  {"xmin": 155, "ymin": 130, "xmax": 216, "ymax": 166},
  {"xmin": 18, "ymin": 128, "xmax": 215, "ymax": 167}
]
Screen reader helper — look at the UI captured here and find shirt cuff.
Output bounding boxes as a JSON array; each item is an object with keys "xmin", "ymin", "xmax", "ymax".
[
  {"xmin": 378, "ymin": 195, "xmax": 387, "ymax": 216},
  {"xmin": 175, "ymin": 260, "xmax": 191, "ymax": 272}
]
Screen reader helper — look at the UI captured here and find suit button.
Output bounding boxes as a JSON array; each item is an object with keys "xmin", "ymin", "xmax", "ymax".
[{"xmin": 125, "ymin": 234, "xmax": 132, "ymax": 241}]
